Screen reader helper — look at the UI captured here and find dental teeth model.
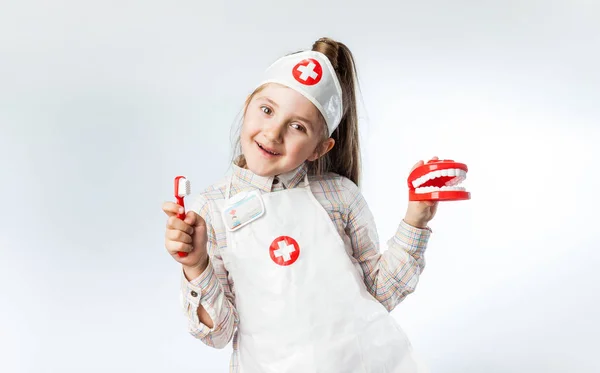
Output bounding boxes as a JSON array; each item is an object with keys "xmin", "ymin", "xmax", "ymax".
[{"xmin": 407, "ymin": 159, "xmax": 471, "ymax": 201}]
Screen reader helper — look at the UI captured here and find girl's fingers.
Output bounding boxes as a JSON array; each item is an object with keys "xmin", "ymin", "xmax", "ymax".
[
  {"xmin": 410, "ymin": 156, "xmax": 438, "ymax": 172},
  {"xmin": 167, "ymin": 216, "xmax": 194, "ymax": 235},
  {"xmin": 165, "ymin": 239, "xmax": 193, "ymax": 255},
  {"xmin": 166, "ymin": 229, "xmax": 193, "ymax": 244},
  {"xmin": 162, "ymin": 201, "xmax": 185, "ymax": 217},
  {"xmin": 410, "ymin": 160, "xmax": 424, "ymax": 172}
]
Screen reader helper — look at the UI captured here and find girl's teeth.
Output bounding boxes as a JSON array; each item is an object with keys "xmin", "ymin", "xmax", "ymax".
[{"xmin": 259, "ymin": 143, "xmax": 278, "ymax": 155}]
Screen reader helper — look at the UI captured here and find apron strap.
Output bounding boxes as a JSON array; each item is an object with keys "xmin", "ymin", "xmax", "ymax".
[{"xmin": 303, "ymin": 173, "xmax": 310, "ymax": 188}]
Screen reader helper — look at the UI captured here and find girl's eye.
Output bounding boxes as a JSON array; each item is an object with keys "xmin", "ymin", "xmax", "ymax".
[
  {"xmin": 261, "ymin": 106, "xmax": 272, "ymax": 115},
  {"xmin": 290, "ymin": 123, "xmax": 306, "ymax": 132}
]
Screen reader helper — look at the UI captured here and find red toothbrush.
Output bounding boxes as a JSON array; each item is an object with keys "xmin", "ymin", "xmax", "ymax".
[{"xmin": 174, "ymin": 175, "xmax": 191, "ymax": 257}]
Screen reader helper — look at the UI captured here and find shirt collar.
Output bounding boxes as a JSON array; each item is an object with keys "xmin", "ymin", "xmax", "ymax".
[{"xmin": 232, "ymin": 160, "xmax": 308, "ymax": 192}]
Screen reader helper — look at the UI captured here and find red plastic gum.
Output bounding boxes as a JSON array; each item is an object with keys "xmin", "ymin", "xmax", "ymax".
[{"xmin": 407, "ymin": 159, "xmax": 471, "ymax": 201}]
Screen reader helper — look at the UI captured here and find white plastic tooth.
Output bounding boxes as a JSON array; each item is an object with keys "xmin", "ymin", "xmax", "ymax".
[
  {"xmin": 448, "ymin": 168, "xmax": 457, "ymax": 177},
  {"xmin": 416, "ymin": 185, "xmax": 471, "ymax": 193},
  {"xmin": 441, "ymin": 169, "xmax": 448, "ymax": 177}
]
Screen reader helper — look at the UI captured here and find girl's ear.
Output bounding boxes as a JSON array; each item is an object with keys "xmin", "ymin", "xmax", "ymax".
[{"xmin": 308, "ymin": 138, "xmax": 335, "ymax": 161}]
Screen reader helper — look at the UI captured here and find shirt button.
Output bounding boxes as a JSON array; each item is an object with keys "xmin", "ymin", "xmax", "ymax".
[
  {"xmin": 273, "ymin": 178, "xmax": 279, "ymax": 185},
  {"xmin": 190, "ymin": 291, "xmax": 198, "ymax": 297}
]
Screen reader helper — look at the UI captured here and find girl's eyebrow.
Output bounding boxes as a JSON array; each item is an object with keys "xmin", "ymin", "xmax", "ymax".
[{"xmin": 257, "ymin": 96, "xmax": 279, "ymax": 108}]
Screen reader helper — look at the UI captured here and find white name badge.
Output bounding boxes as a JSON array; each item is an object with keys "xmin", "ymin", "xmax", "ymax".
[{"xmin": 222, "ymin": 190, "xmax": 265, "ymax": 231}]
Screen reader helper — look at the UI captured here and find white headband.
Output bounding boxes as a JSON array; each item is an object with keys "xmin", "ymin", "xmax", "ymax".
[{"xmin": 257, "ymin": 50, "xmax": 343, "ymax": 136}]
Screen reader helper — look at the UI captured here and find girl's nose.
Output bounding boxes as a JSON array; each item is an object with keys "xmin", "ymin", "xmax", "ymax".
[{"xmin": 263, "ymin": 121, "xmax": 284, "ymax": 143}]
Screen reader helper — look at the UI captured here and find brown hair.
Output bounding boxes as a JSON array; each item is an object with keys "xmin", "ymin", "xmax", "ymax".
[{"xmin": 232, "ymin": 37, "xmax": 362, "ymax": 186}]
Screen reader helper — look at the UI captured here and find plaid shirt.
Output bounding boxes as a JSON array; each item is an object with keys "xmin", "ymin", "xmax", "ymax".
[{"xmin": 180, "ymin": 162, "xmax": 432, "ymax": 372}]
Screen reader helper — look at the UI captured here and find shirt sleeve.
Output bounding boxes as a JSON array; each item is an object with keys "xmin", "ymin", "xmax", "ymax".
[
  {"xmin": 342, "ymin": 177, "xmax": 432, "ymax": 312},
  {"xmin": 179, "ymin": 195, "xmax": 238, "ymax": 349}
]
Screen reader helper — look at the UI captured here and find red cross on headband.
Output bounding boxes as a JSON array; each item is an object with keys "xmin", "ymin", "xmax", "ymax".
[{"xmin": 292, "ymin": 59, "xmax": 323, "ymax": 86}]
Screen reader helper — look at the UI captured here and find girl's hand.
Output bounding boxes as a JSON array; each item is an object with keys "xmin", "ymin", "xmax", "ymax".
[
  {"xmin": 404, "ymin": 157, "xmax": 439, "ymax": 229},
  {"xmin": 162, "ymin": 202, "xmax": 209, "ymax": 272}
]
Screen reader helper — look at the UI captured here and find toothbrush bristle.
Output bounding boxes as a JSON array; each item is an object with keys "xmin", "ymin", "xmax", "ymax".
[{"xmin": 178, "ymin": 178, "xmax": 191, "ymax": 197}]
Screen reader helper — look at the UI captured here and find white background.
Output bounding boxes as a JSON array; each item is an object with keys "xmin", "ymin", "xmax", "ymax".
[{"xmin": 1, "ymin": 1, "xmax": 599, "ymax": 372}]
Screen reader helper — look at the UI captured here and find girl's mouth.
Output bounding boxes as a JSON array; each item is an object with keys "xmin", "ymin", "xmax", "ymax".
[{"xmin": 256, "ymin": 141, "xmax": 281, "ymax": 156}]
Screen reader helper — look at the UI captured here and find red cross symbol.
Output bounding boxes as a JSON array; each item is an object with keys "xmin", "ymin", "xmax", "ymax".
[
  {"xmin": 269, "ymin": 236, "xmax": 300, "ymax": 266},
  {"xmin": 292, "ymin": 59, "xmax": 322, "ymax": 86}
]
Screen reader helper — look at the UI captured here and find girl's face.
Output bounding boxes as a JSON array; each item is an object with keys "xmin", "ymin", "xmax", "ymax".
[{"xmin": 241, "ymin": 83, "xmax": 333, "ymax": 177}]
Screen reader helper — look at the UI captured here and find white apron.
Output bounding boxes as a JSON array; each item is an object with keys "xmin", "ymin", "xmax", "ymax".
[{"xmin": 221, "ymin": 175, "xmax": 426, "ymax": 373}]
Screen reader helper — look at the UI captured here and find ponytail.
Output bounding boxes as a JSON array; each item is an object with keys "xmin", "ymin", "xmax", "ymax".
[{"xmin": 309, "ymin": 37, "xmax": 362, "ymax": 186}]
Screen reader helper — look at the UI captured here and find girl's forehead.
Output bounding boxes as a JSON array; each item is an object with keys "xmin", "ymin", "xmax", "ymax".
[{"xmin": 255, "ymin": 84, "xmax": 317, "ymax": 112}]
